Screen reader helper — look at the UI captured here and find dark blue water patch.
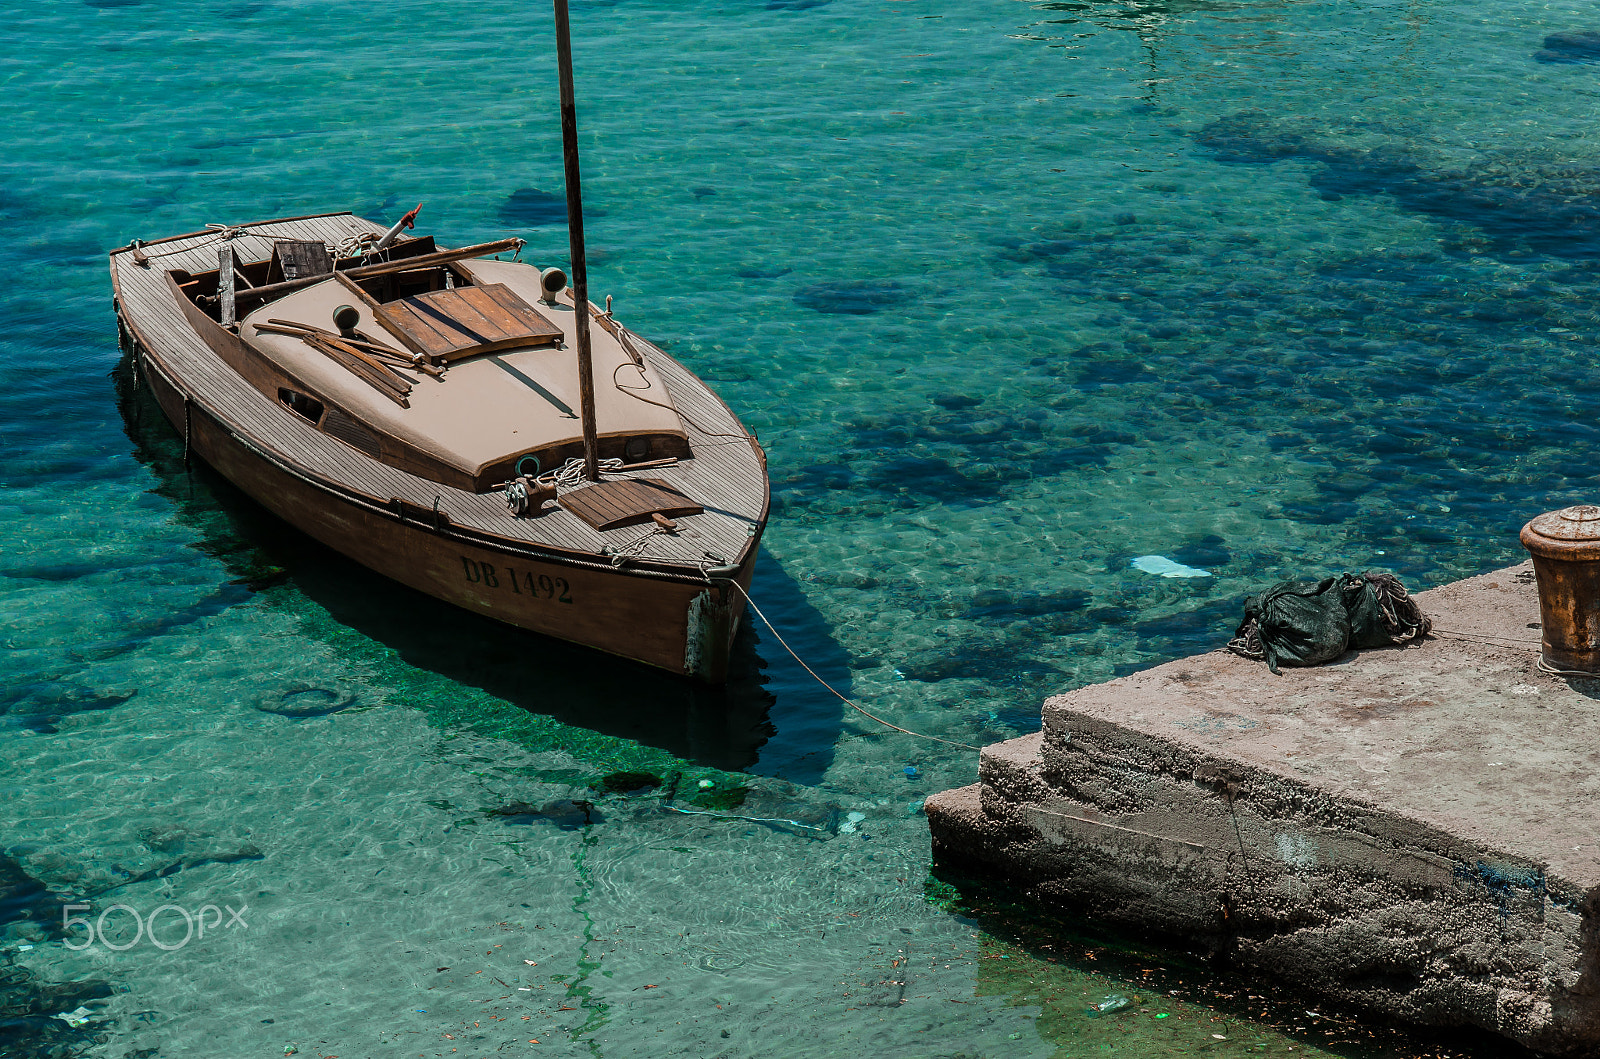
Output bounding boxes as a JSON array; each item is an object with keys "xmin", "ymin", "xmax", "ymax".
[
  {"xmin": 597, "ymin": 770, "xmax": 663, "ymax": 794},
  {"xmin": 984, "ymin": 705, "xmax": 1042, "ymax": 733},
  {"xmin": 351, "ymin": 192, "xmax": 400, "ymax": 222},
  {"xmin": 1278, "ymin": 499, "xmax": 1360, "ymax": 526},
  {"xmin": 68, "ymin": 584, "xmax": 253, "ymax": 665},
  {"xmin": 1131, "ymin": 597, "xmax": 1241, "ymax": 659},
  {"xmin": 766, "ymin": 0, "xmax": 830, "ymax": 10},
  {"xmin": 792, "ymin": 279, "xmax": 913, "ymax": 315},
  {"xmin": 745, "ymin": 551, "xmax": 851, "ymax": 785},
  {"xmin": 1, "ymin": 563, "xmax": 104, "ymax": 583},
  {"xmin": 691, "ymin": 186, "xmax": 717, "ymax": 200},
  {"xmin": 497, "ymin": 187, "xmax": 605, "ymax": 227},
  {"xmin": 85, "ymin": 0, "xmax": 141, "ymax": 6},
  {"xmin": 0, "ymin": 853, "xmax": 114, "ymax": 1058},
  {"xmin": 964, "ymin": 587, "xmax": 1091, "ymax": 623},
  {"xmin": 898, "ymin": 637, "xmax": 1067, "ymax": 684},
  {"xmin": 0, "ymin": 853, "xmax": 73, "ymax": 940},
  {"xmin": 1534, "ymin": 30, "xmax": 1600, "ymax": 64},
  {"xmin": 1193, "ymin": 111, "xmax": 1600, "ymax": 259},
  {"xmin": 1169, "ymin": 535, "xmax": 1230, "ymax": 570},
  {"xmin": 735, "ymin": 265, "xmax": 791, "ymax": 279},
  {"xmin": 0, "ymin": 685, "xmax": 134, "ymax": 735},
  {"xmin": 838, "ymin": 405, "xmax": 1126, "ymax": 504}
]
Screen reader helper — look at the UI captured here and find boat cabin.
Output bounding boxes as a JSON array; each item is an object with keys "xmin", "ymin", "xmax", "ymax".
[{"xmin": 168, "ymin": 237, "xmax": 690, "ymax": 493}]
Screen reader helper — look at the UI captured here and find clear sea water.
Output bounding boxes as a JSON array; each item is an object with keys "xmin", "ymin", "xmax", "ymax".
[{"xmin": 3, "ymin": 0, "xmax": 1595, "ymax": 1054}]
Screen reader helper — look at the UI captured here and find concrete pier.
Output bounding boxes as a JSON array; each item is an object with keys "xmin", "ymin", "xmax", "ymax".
[{"xmin": 926, "ymin": 562, "xmax": 1600, "ymax": 1056}]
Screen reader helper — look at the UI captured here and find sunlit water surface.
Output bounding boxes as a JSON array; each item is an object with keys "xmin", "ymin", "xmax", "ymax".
[{"xmin": 4, "ymin": 0, "xmax": 1597, "ymax": 1054}]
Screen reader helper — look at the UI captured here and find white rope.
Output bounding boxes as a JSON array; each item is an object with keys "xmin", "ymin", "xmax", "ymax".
[
  {"xmin": 126, "ymin": 223, "xmax": 245, "ymax": 262},
  {"xmin": 605, "ymin": 525, "xmax": 668, "ymax": 566},
  {"xmin": 542, "ymin": 456, "xmax": 625, "ymax": 491}
]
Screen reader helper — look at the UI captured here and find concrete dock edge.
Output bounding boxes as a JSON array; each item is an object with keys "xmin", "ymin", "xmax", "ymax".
[{"xmin": 926, "ymin": 562, "xmax": 1600, "ymax": 1055}]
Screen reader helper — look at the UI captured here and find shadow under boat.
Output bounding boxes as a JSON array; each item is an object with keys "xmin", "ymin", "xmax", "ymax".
[{"xmin": 114, "ymin": 354, "xmax": 845, "ymax": 775}]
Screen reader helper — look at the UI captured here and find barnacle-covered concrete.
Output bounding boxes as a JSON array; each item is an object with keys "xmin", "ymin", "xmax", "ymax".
[{"xmin": 926, "ymin": 562, "xmax": 1600, "ymax": 1055}]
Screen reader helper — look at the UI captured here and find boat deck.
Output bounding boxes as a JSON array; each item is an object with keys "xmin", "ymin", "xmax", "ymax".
[{"xmin": 110, "ymin": 213, "xmax": 767, "ymax": 574}]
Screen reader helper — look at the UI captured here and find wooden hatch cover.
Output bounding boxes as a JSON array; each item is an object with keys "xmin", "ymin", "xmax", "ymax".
[
  {"xmin": 559, "ymin": 478, "xmax": 704, "ymax": 531},
  {"xmin": 378, "ymin": 284, "xmax": 564, "ymax": 360},
  {"xmin": 269, "ymin": 240, "xmax": 334, "ymax": 284}
]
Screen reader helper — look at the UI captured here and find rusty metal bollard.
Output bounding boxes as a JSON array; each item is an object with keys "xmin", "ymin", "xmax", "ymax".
[{"xmin": 1520, "ymin": 504, "xmax": 1600, "ymax": 674}]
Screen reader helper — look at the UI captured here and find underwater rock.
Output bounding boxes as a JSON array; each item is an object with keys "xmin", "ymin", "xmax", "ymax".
[
  {"xmin": 1, "ymin": 563, "xmax": 102, "ymax": 582},
  {"xmin": 85, "ymin": 0, "xmax": 141, "ymax": 6},
  {"xmin": 100, "ymin": 843, "xmax": 265, "ymax": 894},
  {"xmin": 0, "ymin": 684, "xmax": 135, "ymax": 734},
  {"xmin": 964, "ymin": 587, "xmax": 1091, "ymax": 622},
  {"xmin": 1194, "ymin": 110, "xmax": 1600, "ymax": 257},
  {"xmin": 931, "ymin": 393, "xmax": 982, "ymax": 410},
  {"xmin": 691, "ymin": 186, "xmax": 717, "ymax": 200},
  {"xmin": 1534, "ymin": 30, "xmax": 1600, "ymax": 64},
  {"xmin": 767, "ymin": 0, "xmax": 830, "ymax": 9},
  {"xmin": 255, "ymin": 685, "xmax": 353, "ymax": 718},
  {"xmin": 735, "ymin": 265, "xmax": 791, "ymax": 279},
  {"xmin": 487, "ymin": 798, "xmax": 603, "ymax": 829},
  {"xmin": 497, "ymin": 187, "xmax": 605, "ymax": 226},
  {"xmin": 898, "ymin": 641, "xmax": 1066, "ymax": 684},
  {"xmin": 1170, "ymin": 534, "xmax": 1231, "ymax": 570},
  {"xmin": 0, "ymin": 853, "xmax": 69, "ymax": 939},
  {"xmin": 597, "ymin": 770, "xmax": 662, "ymax": 793},
  {"xmin": 793, "ymin": 279, "xmax": 913, "ymax": 315}
]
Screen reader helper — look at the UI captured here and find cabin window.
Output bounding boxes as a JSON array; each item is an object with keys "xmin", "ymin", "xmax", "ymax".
[{"xmin": 278, "ymin": 389, "xmax": 324, "ymax": 423}]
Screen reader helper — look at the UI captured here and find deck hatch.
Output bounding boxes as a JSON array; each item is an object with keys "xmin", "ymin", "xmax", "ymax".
[
  {"xmin": 558, "ymin": 478, "xmax": 704, "ymax": 531},
  {"xmin": 378, "ymin": 283, "xmax": 564, "ymax": 360}
]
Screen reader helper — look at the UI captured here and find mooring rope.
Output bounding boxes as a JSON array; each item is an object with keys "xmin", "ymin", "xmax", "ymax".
[
  {"xmin": 1430, "ymin": 628, "xmax": 1543, "ymax": 650},
  {"xmin": 711, "ymin": 575, "xmax": 981, "ymax": 752}
]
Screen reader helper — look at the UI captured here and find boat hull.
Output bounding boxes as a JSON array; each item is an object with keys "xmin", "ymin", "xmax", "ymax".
[{"xmin": 120, "ymin": 318, "xmax": 755, "ymax": 683}]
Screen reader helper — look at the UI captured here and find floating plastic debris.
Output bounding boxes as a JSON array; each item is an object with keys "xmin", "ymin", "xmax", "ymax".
[
  {"xmin": 838, "ymin": 811, "xmax": 867, "ymax": 834},
  {"xmin": 697, "ymin": 779, "xmax": 716, "ymax": 789},
  {"xmin": 1131, "ymin": 555, "xmax": 1211, "ymax": 578},
  {"xmin": 53, "ymin": 1007, "xmax": 95, "ymax": 1028},
  {"xmin": 1089, "ymin": 993, "xmax": 1131, "ymax": 1016},
  {"xmin": 903, "ymin": 766, "xmax": 920, "ymax": 778}
]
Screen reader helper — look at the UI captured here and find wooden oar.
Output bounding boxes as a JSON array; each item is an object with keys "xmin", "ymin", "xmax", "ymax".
[
  {"xmin": 255, "ymin": 320, "xmax": 445, "ymax": 378},
  {"xmin": 271, "ymin": 319, "xmax": 445, "ymax": 377},
  {"xmin": 303, "ymin": 334, "xmax": 412, "ymax": 407}
]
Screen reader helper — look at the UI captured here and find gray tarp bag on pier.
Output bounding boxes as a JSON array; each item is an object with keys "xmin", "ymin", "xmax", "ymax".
[{"xmin": 1228, "ymin": 571, "xmax": 1431, "ymax": 673}]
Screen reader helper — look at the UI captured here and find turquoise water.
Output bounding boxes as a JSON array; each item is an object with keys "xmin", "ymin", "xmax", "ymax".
[{"xmin": 4, "ymin": 0, "xmax": 1595, "ymax": 1053}]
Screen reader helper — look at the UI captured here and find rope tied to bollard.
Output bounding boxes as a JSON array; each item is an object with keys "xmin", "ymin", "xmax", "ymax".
[{"xmin": 705, "ymin": 572, "xmax": 981, "ymax": 753}]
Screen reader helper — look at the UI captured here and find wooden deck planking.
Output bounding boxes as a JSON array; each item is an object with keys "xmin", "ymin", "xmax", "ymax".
[{"xmin": 112, "ymin": 214, "xmax": 766, "ymax": 570}]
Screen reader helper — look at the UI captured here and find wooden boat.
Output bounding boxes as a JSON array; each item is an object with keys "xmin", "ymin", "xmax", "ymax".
[{"xmin": 107, "ymin": 212, "xmax": 768, "ymax": 680}]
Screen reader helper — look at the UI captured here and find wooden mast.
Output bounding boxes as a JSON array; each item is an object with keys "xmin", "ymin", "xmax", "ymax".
[{"xmin": 553, "ymin": 0, "xmax": 600, "ymax": 481}]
